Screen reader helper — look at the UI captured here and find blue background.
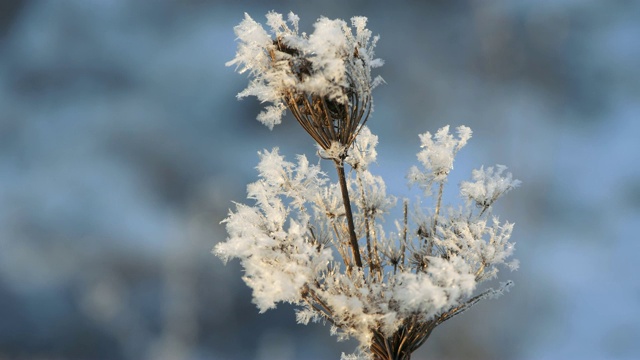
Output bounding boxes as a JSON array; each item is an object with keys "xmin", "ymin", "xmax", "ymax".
[{"xmin": 1, "ymin": 1, "xmax": 639, "ymax": 359}]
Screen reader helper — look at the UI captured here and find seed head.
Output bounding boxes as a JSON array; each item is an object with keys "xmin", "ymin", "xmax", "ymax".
[{"xmin": 227, "ymin": 12, "xmax": 384, "ymax": 154}]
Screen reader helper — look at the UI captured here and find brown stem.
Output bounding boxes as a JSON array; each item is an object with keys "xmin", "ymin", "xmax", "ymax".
[
  {"xmin": 433, "ymin": 181, "xmax": 444, "ymax": 235},
  {"xmin": 334, "ymin": 158, "xmax": 363, "ymax": 268},
  {"xmin": 401, "ymin": 199, "xmax": 408, "ymax": 267},
  {"xmin": 356, "ymin": 170, "xmax": 379, "ymax": 276},
  {"xmin": 370, "ymin": 329, "xmax": 413, "ymax": 360},
  {"xmin": 429, "ymin": 181, "xmax": 445, "ymax": 259}
]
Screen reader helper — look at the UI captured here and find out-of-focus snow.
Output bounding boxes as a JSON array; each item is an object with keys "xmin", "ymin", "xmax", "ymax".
[{"xmin": 1, "ymin": 1, "xmax": 639, "ymax": 359}]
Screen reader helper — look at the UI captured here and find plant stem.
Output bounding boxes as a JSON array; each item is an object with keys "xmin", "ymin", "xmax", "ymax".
[
  {"xmin": 357, "ymin": 170, "xmax": 382, "ymax": 278},
  {"xmin": 433, "ymin": 181, "xmax": 444, "ymax": 235},
  {"xmin": 334, "ymin": 158, "xmax": 363, "ymax": 268},
  {"xmin": 401, "ymin": 199, "xmax": 408, "ymax": 267}
]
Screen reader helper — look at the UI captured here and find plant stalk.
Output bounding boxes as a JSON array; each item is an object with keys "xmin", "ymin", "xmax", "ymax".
[{"xmin": 334, "ymin": 158, "xmax": 363, "ymax": 268}]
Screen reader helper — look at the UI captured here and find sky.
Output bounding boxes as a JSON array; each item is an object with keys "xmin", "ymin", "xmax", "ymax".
[{"xmin": 0, "ymin": 1, "xmax": 639, "ymax": 359}]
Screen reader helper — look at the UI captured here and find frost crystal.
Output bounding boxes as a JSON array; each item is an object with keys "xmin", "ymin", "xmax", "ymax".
[
  {"xmin": 460, "ymin": 165, "xmax": 521, "ymax": 211},
  {"xmin": 408, "ymin": 125, "xmax": 472, "ymax": 195},
  {"xmin": 227, "ymin": 11, "xmax": 383, "ymax": 151},
  {"xmin": 218, "ymin": 12, "xmax": 519, "ymax": 360}
]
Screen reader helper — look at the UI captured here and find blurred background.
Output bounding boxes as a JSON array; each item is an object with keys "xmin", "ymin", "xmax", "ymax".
[{"xmin": 1, "ymin": 0, "xmax": 639, "ymax": 359}]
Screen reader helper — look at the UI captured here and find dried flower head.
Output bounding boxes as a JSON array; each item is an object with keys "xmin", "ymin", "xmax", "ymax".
[
  {"xmin": 226, "ymin": 11, "xmax": 384, "ymax": 154},
  {"xmin": 220, "ymin": 11, "xmax": 520, "ymax": 360}
]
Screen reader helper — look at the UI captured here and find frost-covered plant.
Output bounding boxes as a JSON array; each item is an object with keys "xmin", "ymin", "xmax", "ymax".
[{"xmin": 216, "ymin": 12, "xmax": 520, "ymax": 360}]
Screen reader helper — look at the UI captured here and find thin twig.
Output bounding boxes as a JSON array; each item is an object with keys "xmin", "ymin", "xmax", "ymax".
[
  {"xmin": 401, "ymin": 199, "xmax": 408, "ymax": 267},
  {"xmin": 335, "ymin": 157, "xmax": 363, "ymax": 268},
  {"xmin": 433, "ymin": 181, "xmax": 444, "ymax": 235},
  {"xmin": 358, "ymin": 173, "xmax": 374, "ymax": 271}
]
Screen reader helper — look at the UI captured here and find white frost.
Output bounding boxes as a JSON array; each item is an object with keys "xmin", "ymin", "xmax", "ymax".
[
  {"xmin": 226, "ymin": 12, "xmax": 383, "ymax": 128},
  {"xmin": 220, "ymin": 12, "xmax": 519, "ymax": 359},
  {"xmin": 215, "ymin": 124, "xmax": 518, "ymax": 355},
  {"xmin": 460, "ymin": 165, "xmax": 521, "ymax": 210},
  {"xmin": 408, "ymin": 125, "xmax": 473, "ymax": 195}
]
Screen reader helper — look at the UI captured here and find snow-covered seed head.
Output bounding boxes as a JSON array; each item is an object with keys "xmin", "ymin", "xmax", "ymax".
[{"xmin": 227, "ymin": 12, "xmax": 384, "ymax": 153}]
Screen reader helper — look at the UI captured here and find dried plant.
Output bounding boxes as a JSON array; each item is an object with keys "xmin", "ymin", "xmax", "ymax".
[{"xmin": 216, "ymin": 12, "xmax": 520, "ymax": 360}]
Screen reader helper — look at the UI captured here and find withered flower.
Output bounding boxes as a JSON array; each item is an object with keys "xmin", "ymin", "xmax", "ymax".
[
  {"xmin": 227, "ymin": 11, "xmax": 384, "ymax": 155},
  {"xmin": 221, "ymin": 12, "xmax": 520, "ymax": 360}
]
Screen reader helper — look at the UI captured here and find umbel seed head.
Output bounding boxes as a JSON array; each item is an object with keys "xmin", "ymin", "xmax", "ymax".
[
  {"xmin": 227, "ymin": 11, "xmax": 384, "ymax": 154},
  {"xmin": 271, "ymin": 35, "xmax": 370, "ymax": 153}
]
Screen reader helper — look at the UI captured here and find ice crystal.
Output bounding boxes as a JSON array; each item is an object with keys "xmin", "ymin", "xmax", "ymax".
[
  {"xmin": 214, "ymin": 125, "xmax": 519, "ymax": 358},
  {"xmin": 217, "ymin": 11, "xmax": 519, "ymax": 360},
  {"xmin": 226, "ymin": 11, "xmax": 383, "ymax": 151}
]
